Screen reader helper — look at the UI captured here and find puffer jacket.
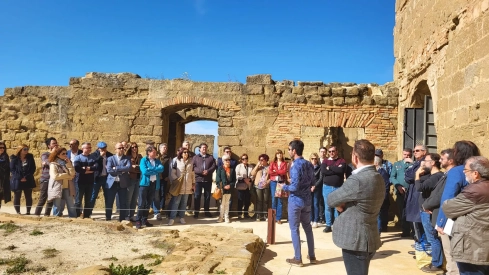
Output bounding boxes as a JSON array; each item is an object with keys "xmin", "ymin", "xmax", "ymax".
[
  {"xmin": 442, "ymin": 179, "xmax": 489, "ymax": 265},
  {"xmin": 170, "ymin": 158, "xmax": 195, "ymax": 195}
]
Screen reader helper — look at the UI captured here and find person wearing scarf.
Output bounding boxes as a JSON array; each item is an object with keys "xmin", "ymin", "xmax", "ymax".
[
  {"xmin": 215, "ymin": 154, "xmax": 236, "ymax": 223},
  {"xmin": 50, "ymin": 147, "xmax": 76, "ymax": 217}
]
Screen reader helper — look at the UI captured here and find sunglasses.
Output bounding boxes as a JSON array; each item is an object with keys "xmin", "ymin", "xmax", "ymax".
[
  {"xmin": 241, "ymin": 157, "xmax": 248, "ymax": 160},
  {"xmin": 132, "ymin": 146, "xmax": 138, "ymax": 149},
  {"xmin": 23, "ymin": 148, "xmax": 29, "ymax": 151},
  {"xmin": 117, "ymin": 147, "xmax": 125, "ymax": 150},
  {"xmin": 60, "ymin": 152, "xmax": 67, "ymax": 155},
  {"xmin": 311, "ymin": 158, "xmax": 317, "ymax": 160},
  {"xmin": 328, "ymin": 150, "xmax": 336, "ymax": 153},
  {"xmin": 414, "ymin": 149, "xmax": 425, "ymax": 152}
]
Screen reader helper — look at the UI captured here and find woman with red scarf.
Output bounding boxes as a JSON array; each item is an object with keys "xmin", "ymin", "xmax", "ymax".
[{"xmin": 269, "ymin": 149, "xmax": 288, "ymax": 224}]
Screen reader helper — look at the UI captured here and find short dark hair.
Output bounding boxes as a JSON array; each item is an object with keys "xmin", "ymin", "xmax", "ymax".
[
  {"xmin": 289, "ymin": 140, "xmax": 304, "ymax": 156},
  {"xmin": 353, "ymin": 139, "xmax": 375, "ymax": 163},
  {"xmin": 426, "ymin": 153, "xmax": 441, "ymax": 169},
  {"xmin": 223, "ymin": 146, "xmax": 231, "ymax": 152},
  {"xmin": 440, "ymin": 148, "xmax": 454, "ymax": 161},
  {"xmin": 319, "ymin": 147, "xmax": 327, "ymax": 151},
  {"xmin": 200, "ymin": 143, "xmax": 208, "ymax": 148},
  {"xmin": 45, "ymin": 137, "xmax": 57, "ymax": 147},
  {"xmin": 146, "ymin": 145, "xmax": 156, "ymax": 156},
  {"xmin": 176, "ymin": 147, "xmax": 185, "ymax": 160},
  {"xmin": 403, "ymin": 148, "xmax": 413, "ymax": 154},
  {"xmin": 453, "ymin": 140, "xmax": 480, "ymax": 166},
  {"xmin": 258, "ymin": 154, "xmax": 269, "ymax": 162}
]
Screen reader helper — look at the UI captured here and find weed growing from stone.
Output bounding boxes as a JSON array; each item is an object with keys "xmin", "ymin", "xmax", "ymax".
[
  {"xmin": 6, "ymin": 245, "xmax": 17, "ymax": 251},
  {"xmin": 102, "ymin": 255, "xmax": 119, "ymax": 261},
  {"xmin": 109, "ymin": 263, "xmax": 152, "ymax": 275},
  {"xmin": 30, "ymin": 229, "xmax": 43, "ymax": 236},
  {"xmin": 139, "ymin": 253, "xmax": 164, "ymax": 266},
  {"xmin": 0, "ymin": 222, "xmax": 19, "ymax": 235},
  {"xmin": 42, "ymin": 248, "xmax": 60, "ymax": 258},
  {"xmin": 131, "ymin": 248, "xmax": 139, "ymax": 252},
  {"xmin": 215, "ymin": 270, "xmax": 227, "ymax": 274}
]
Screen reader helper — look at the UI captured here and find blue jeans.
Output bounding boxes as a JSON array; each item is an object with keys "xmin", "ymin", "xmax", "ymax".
[
  {"xmin": 52, "ymin": 188, "xmax": 76, "ymax": 218},
  {"xmin": 457, "ymin": 262, "xmax": 489, "ymax": 275},
  {"xmin": 323, "ymin": 185, "xmax": 339, "ymax": 226},
  {"xmin": 75, "ymin": 183, "xmax": 93, "ymax": 217},
  {"xmin": 288, "ymin": 198, "xmax": 315, "ymax": 260},
  {"xmin": 420, "ymin": 211, "xmax": 443, "ymax": 267},
  {"xmin": 194, "ymin": 181, "xmax": 212, "ymax": 214},
  {"xmin": 270, "ymin": 181, "xmax": 283, "ymax": 221},
  {"xmin": 169, "ymin": 194, "xmax": 189, "ymax": 220},
  {"xmin": 127, "ymin": 178, "xmax": 140, "ymax": 219},
  {"xmin": 105, "ymin": 182, "xmax": 128, "ymax": 221},
  {"xmin": 137, "ymin": 182, "xmax": 156, "ymax": 223},
  {"xmin": 311, "ymin": 188, "xmax": 321, "ymax": 222},
  {"xmin": 90, "ymin": 176, "xmax": 107, "ymax": 208},
  {"xmin": 342, "ymin": 249, "xmax": 375, "ymax": 275}
]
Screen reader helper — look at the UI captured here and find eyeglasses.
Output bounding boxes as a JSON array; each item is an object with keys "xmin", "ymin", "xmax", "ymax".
[
  {"xmin": 225, "ymin": 151, "xmax": 231, "ymax": 153},
  {"xmin": 463, "ymin": 168, "xmax": 474, "ymax": 173},
  {"xmin": 131, "ymin": 146, "xmax": 138, "ymax": 149},
  {"xmin": 241, "ymin": 157, "xmax": 248, "ymax": 160},
  {"xmin": 414, "ymin": 149, "xmax": 425, "ymax": 152},
  {"xmin": 23, "ymin": 148, "xmax": 29, "ymax": 151},
  {"xmin": 311, "ymin": 158, "xmax": 317, "ymax": 160},
  {"xmin": 328, "ymin": 150, "xmax": 336, "ymax": 153},
  {"xmin": 117, "ymin": 147, "xmax": 125, "ymax": 150}
]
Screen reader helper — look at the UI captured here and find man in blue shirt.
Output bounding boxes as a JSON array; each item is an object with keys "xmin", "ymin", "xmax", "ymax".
[{"xmin": 279, "ymin": 140, "xmax": 316, "ymax": 267}]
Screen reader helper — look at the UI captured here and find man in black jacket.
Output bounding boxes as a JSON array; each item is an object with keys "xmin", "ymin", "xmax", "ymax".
[
  {"xmin": 192, "ymin": 143, "xmax": 216, "ymax": 218},
  {"xmin": 90, "ymin": 141, "xmax": 113, "ymax": 212}
]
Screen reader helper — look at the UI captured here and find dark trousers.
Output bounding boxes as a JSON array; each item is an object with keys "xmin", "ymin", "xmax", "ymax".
[
  {"xmin": 137, "ymin": 182, "xmax": 156, "ymax": 223},
  {"xmin": 255, "ymin": 187, "xmax": 269, "ymax": 219},
  {"xmin": 237, "ymin": 189, "xmax": 251, "ymax": 217},
  {"xmin": 90, "ymin": 176, "xmax": 107, "ymax": 207},
  {"xmin": 457, "ymin": 262, "xmax": 489, "ymax": 275},
  {"xmin": 105, "ymin": 182, "xmax": 128, "ymax": 221},
  {"xmin": 342, "ymin": 249, "xmax": 375, "ymax": 275},
  {"xmin": 75, "ymin": 183, "xmax": 94, "ymax": 217},
  {"xmin": 34, "ymin": 180, "xmax": 53, "ymax": 216},
  {"xmin": 396, "ymin": 192, "xmax": 411, "ymax": 235},
  {"xmin": 194, "ymin": 181, "xmax": 212, "ymax": 215},
  {"xmin": 318, "ymin": 189, "xmax": 325, "ymax": 222},
  {"xmin": 378, "ymin": 199, "xmax": 390, "ymax": 233},
  {"xmin": 13, "ymin": 189, "xmax": 33, "ymax": 214}
]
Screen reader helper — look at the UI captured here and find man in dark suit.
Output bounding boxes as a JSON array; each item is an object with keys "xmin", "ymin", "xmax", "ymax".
[
  {"xmin": 327, "ymin": 139, "xmax": 385, "ymax": 275},
  {"xmin": 105, "ymin": 142, "xmax": 131, "ymax": 222}
]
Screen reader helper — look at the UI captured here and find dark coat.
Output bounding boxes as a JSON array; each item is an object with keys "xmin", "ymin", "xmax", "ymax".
[
  {"xmin": 0, "ymin": 154, "xmax": 11, "ymax": 203},
  {"xmin": 91, "ymin": 150, "xmax": 113, "ymax": 179},
  {"xmin": 422, "ymin": 173, "xmax": 448, "ymax": 227},
  {"xmin": 9, "ymin": 154, "xmax": 36, "ymax": 191},
  {"xmin": 215, "ymin": 166, "xmax": 236, "ymax": 195},
  {"xmin": 192, "ymin": 154, "xmax": 216, "ymax": 183}
]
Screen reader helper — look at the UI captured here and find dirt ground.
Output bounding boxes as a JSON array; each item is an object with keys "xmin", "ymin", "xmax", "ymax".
[{"xmin": 0, "ymin": 214, "xmax": 170, "ymax": 275}]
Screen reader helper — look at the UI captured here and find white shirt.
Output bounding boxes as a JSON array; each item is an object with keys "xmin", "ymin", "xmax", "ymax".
[
  {"xmin": 352, "ymin": 165, "xmax": 374, "ymax": 175},
  {"xmin": 115, "ymin": 155, "xmax": 122, "ymax": 181},
  {"xmin": 70, "ymin": 151, "xmax": 79, "ymax": 163},
  {"xmin": 150, "ymin": 159, "xmax": 156, "ymax": 181}
]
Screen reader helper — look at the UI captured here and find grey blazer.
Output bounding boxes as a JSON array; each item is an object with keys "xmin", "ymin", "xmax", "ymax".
[
  {"xmin": 106, "ymin": 155, "xmax": 131, "ymax": 189},
  {"xmin": 327, "ymin": 165, "xmax": 385, "ymax": 252}
]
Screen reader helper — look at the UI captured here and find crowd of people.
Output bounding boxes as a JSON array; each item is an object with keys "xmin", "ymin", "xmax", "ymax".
[{"xmin": 0, "ymin": 137, "xmax": 488, "ymax": 275}]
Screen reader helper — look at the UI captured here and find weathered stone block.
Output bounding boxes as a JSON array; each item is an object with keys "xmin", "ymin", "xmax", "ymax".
[
  {"xmin": 2, "ymin": 131, "xmax": 16, "ymax": 141},
  {"xmin": 280, "ymin": 93, "xmax": 296, "ymax": 102},
  {"xmin": 218, "ymin": 110, "xmax": 235, "ymax": 117},
  {"xmin": 276, "ymin": 80, "xmax": 294, "ymax": 86},
  {"xmin": 297, "ymin": 81, "xmax": 323, "ymax": 86},
  {"xmin": 292, "ymin": 86, "xmax": 304, "ymax": 95},
  {"xmin": 253, "ymin": 108, "xmax": 279, "ymax": 116},
  {"xmin": 307, "ymin": 95, "xmax": 323, "ymax": 104},
  {"xmin": 373, "ymin": 96, "xmax": 388, "ymax": 106},
  {"xmin": 218, "ymin": 127, "xmax": 239, "ymax": 136},
  {"xmin": 218, "ymin": 136, "xmax": 240, "ymax": 146},
  {"xmin": 333, "ymin": 97, "xmax": 345, "ymax": 105},
  {"xmin": 275, "ymin": 85, "xmax": 292, "ymax": 95},
  {"xmin": 7, "ymin": 120, "xmax": 21, "ymax": 129},
  {"xmin": 246, "ymin": 74, "xmax": 273, "ymax": 84},
  {"xmin": 345, "ymin": 97, "xmax": 360, "ymax": 105},
  {"xmin": 219, "ymin": 117, "xmax": 233, "ymax": 127},
  {"xmin": 303, "ymin": 86, "xmax": 318, "ymax": 96},
  {"xmin": 244, "ymin": 84, "xmax": 264, "ymax": 95},
  {"xmin": 346, "ymin": 87, "xmax": 359, "ymax": 96},
  {"xmin": 388, "ymin": 97, "xmax": 399, "ymax": 106},
  {"xmin": 153, "ymin": 126, "xmax": 163, "ymax": 135},
  {"xmin": 131, "ymin": 125, "xmax": 153, "ymax": 135},
  {"xmin": 361, "ymin": 96, "xmax": 374, "ymax": 105},
  {"xmin": 263, "ymin": 84, "xmax": 275, "ymax": 95},
  {"xmin": 332, "ymin": 88, "xmax": 346, "ymax": 97},
  {"xmin": 318, "ymin": 86, "xmax": 332, "ymax": 96},
  {"xmin": 296, "ymin": 95, "xmax": 307, "ymax": 103},
  {"xmin": 385, "ymin": 87, "xmax": 399, "ymax": 97}
]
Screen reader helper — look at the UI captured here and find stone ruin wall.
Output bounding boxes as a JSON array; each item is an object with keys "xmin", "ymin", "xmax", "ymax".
[
  {"xmin": 0, "ymin": 73, "xmax": 399, "ymax": 172},
  {"xmin": 394, "ymin": 0, "xmax": 489, "ymax": 156}
]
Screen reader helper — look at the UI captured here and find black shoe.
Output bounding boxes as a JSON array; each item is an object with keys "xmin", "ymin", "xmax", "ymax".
[
  {"xmin": 193, "ymin": 214, "xmax": 199, "ymax": 219},
  {"xmin": 205, "ymin": 212, "xmax": 212, "ymax": 217},
  {"xmin": 400, "ymin": 233, "xmax": 411, "ymax": 238},
  {"xmin": 135, "ymin": 221, "xmax": 142, "ymax": 229},
  {"xmin": 244, "ymin": 214, "xmax": 251, "ymax": 219},
  {"xmin": 320, "ymin": 220, "xmax": 325, "ymax": 224},
  {"xmin": 323, "ymin": 226, "xmax": 332, "ymax": 233},
  {"xmin": 144, "ymin": 221, "xmax": 154, "ymax": 227}
]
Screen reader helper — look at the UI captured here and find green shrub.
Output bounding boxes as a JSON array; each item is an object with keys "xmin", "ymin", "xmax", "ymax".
[
  {"xmin": 0, "ymin": 223, "xmax": 19, "ymax": 235},
  {"xmin": 109, "ymin": 263, "xmax": 152, "ymax": 275},
  {"xmin": 5, "ymin": 255, "xmax": 30, "ymax": 274},
  {"xmin": 30, "ymin": 229, "xmax": 43, "ymax": 236}
]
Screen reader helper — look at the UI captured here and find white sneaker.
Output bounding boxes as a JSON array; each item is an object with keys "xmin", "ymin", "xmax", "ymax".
[
  {"xmin": 167, "ymin": 219, "xmax": 174, "ymax": 226},
  {"xmin": 225, "ymin": 217, "xmax": 230, "ymax": 223},
  {"xmin": 312, "ymin": 222, "xmax": 318, "ymax": 228},
  {"xmin": 179, "ymin": 218, "xmax": 186, "ymax": 224}
]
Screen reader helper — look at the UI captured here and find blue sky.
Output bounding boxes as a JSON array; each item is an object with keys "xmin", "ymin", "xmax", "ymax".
[{"xmin": 0, "ymin": 0, "xmax": 396, "ymax": 155}]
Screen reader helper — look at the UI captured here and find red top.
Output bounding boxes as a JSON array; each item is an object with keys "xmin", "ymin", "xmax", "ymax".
[{"xmin": 269, "ymin": 161, "xmax": 288, "ymax": 181}]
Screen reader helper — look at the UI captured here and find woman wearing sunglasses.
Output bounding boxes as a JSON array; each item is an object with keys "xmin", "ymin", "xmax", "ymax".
[
  {"xmin": 49, "ymin": 147, "xmax": 76, "ymax": 217},
  {"xmin": 10, "ymin": 144, "xmax": 36, "ymax": 214},
  {"xmin": 235, "ymin": 153, "xmax": 254, "ymax": 220}
]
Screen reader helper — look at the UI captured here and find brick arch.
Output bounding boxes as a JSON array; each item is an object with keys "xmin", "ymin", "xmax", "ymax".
[{"xmin": 143, "ymin": 96, "xmax": 241, "ymax": 112}]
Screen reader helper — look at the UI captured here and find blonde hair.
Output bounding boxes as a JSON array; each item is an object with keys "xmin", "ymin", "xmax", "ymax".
[
  {"xmin": 310, "ymin": 152, "xmax": 319, "ymax": 162},
  {"xmin": 16, "ymin": 144, "xmax": 29, "ymax": 157}
]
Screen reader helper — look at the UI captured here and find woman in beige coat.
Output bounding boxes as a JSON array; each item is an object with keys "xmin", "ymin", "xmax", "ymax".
[
  {"xmin": 50, "ymin": 147, "xmax": 76, "ymax": 217},
  {"xmin": 167, "ymin": 147, "xmax": 195, "ymax": 226}
]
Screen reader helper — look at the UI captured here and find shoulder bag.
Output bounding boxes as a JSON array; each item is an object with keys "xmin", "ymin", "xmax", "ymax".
[
  {"xmin": 169, "ymin": 160, "xmax": 186, "ymax": 197},
  {"xmin": 235, "ymin": 166, "xmax": 249, "ymax": 190}
]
